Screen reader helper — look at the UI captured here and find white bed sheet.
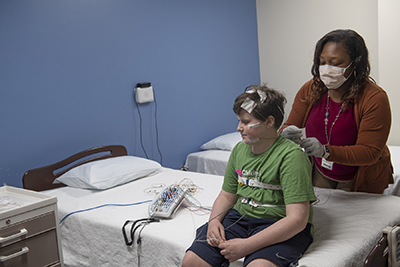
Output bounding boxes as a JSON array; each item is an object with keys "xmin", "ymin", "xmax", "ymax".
[
  {"xmin": 184, "ymin": 150, "xmax": 231, "ymax": 176},
  {"xmin": 43, "ymin": 167, "xmax": 400, "ymax": 267}
]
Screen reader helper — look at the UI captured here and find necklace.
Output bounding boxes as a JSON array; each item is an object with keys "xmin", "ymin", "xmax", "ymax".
[{"xmin": 324, "ymin": 93, "xmax": 343, "ymax": 144}]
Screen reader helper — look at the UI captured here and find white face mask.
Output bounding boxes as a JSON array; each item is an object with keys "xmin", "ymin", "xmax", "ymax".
[{"xmin": 319, "ymin": 62, "xmax": 353, "ymax": 89}]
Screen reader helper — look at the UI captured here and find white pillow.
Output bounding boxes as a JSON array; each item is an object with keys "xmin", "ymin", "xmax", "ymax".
[
  {"xmin": 54, "ymin": 156, "xmax": 161, "ymax": 190},
  {"xmin": 200, "ymin": 132, "xmax": 241, "ymax": 151}
]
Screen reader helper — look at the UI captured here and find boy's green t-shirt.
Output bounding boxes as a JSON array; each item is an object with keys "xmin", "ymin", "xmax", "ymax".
[{"xmin": 222, "ymin": 135, "xmax": 316, "ymax": 225}]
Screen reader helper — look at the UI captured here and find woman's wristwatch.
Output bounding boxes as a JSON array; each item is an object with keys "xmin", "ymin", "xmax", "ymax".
[{"xmin": 322, "ymin": 145, "xmax": 330, "ymax": 159}]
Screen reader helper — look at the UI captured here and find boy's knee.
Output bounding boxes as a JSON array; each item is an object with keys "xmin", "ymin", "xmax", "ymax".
[
  {"xmin": 181, "ymin": 250, "xmax": 196, "ymax": 267},
  {"xmin": 182, "ymin": 250, "xmax": 210, "ymax": 267}
]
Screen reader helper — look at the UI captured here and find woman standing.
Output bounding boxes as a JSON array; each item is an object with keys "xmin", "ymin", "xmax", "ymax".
[{"xmin": 282, "ymin": 29, "xmax": 393, "ymax": 193}]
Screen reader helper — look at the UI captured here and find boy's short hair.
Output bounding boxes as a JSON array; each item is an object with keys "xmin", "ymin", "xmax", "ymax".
[{"xmin": 233, "ymin": 85, "xmax": 286, "ymax": 129}]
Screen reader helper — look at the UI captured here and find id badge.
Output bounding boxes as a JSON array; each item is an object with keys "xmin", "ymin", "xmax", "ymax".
[{"xmin": 321, "ymin": 158, "xmax": 334, "ymax": 170}]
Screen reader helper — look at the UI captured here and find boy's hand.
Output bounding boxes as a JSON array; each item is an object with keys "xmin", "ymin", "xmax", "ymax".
[
  {"xmin": 207, "ymin": 220, "xmax": 226, "ymax": 247},
  {"xmin": 218, "ymin": 238, "xmax": 248, "ymax": 262}
]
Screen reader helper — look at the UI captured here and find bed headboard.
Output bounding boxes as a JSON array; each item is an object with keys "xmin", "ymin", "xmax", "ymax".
[{"xmin": 22, "ymin": 145, "xmax": 128, "ymax": 191}]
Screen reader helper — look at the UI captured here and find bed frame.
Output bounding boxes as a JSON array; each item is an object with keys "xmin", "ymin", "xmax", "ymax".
[
  {"xmin": 363, "ymin": 221, "xmax": 400, "ymax": 267},
  {"xmin": 364, "ymin": 234, "xmax": 389, "ymax": 267},
  {"xmin": 22, "ymin": 145, "xmax": 127, "ymax": 191},
  {"xmin": 21, "ymin": 145, "xmax": 392, "ymax": 266}
]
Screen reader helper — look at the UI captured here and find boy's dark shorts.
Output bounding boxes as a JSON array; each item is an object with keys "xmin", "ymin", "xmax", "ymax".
[{"xmin": 186, "ymin": 209, "xmax": 313, "ymax": 267}]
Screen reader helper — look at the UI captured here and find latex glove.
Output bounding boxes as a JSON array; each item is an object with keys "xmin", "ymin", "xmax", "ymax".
[
  {"xmin": 300, "ymin": 137, "xmax": 324, "ymax": 157},
  {"xmin": 282, "ymin": 125, "xmax": 303, "ymax": 144}
]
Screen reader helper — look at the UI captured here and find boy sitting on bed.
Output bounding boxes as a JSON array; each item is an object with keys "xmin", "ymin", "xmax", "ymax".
[{"xmin": 182, "ymin": 85, "xmax": 316, "ymax": 267}]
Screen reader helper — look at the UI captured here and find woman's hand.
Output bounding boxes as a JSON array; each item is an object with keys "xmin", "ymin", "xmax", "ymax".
[
  {"xmin": 282, "ymin": 125, "xmax": 303, "ymax": 144},
  {"xmin": 300, "ymin": 137, "xmax": 324, "ymax": 157}
]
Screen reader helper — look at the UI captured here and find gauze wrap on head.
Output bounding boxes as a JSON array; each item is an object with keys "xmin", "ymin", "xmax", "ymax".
[{"xmin": 240, "ymin": 89, "xmax": 267, "ymax": 114}]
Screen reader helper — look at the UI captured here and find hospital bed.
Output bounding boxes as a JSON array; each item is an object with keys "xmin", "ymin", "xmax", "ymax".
[{"xmin": 22, "ymin": 145, "xmax": 400, "ymax": 267}]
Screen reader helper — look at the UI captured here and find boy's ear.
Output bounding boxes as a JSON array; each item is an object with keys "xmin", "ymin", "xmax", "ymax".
[{"xmin": 265, "ymin": 115, "xmax": 275, "ymax": 128}]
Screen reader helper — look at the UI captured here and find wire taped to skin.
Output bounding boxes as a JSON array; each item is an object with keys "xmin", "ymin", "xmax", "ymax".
[{"xmin": 247, "ymin": 122, "xmax": 260, "ymax": 129}]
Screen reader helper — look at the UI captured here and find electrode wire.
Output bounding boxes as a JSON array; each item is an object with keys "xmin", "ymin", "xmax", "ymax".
[{"xmin": 313, "ymin": 188, "xmax": 332, "ymax": 206}]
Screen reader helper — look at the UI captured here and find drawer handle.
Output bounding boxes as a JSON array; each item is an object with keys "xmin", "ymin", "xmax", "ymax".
[
  {"xmin": 0, "ymin": 228, "xmax": 28, "ymax": 244},
  {"xmin": 0, "ymin": 247, "xmax": 29, "ymax": 262}
]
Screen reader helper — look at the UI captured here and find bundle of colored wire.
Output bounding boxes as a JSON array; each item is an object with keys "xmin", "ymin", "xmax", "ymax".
[
  {"xmin": 182, "ymin": 194, "xmax": 212, "ymax": 215},
  {"xmin": 173, "ymin": 178, "xmax": 211, "ymax": 215}
]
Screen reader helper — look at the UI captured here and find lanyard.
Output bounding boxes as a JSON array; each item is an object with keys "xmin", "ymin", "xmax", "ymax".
[{"xmin": 324, "ymin": 93, "xmax": 343, "ymax": 144}]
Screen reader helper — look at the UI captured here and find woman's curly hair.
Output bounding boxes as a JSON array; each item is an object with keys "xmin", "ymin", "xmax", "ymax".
[{"xmin": 308, "ymin": 29, "xmax": 374, "ymax": 109}]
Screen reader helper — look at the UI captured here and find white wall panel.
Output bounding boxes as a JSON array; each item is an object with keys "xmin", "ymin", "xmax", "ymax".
[{"xmin": 256, "ymin": 0, "xmax": 379, "ymax": 129}]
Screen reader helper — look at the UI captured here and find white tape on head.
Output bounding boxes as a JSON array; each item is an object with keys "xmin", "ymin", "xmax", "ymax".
[
  {"xmin": 241, "ymin": 89, "xmax": 267, "ymax": 114},
  {"xmin": 257, "ymin": 90, "xmax": 267, "ymax": 103},
  {"xmin": 241, "ymin": 97, "xmax": 256, "ymax": 114},
  {"xmin": 246, "ymin": 89, "xmax": 267, "ymax": 103}
]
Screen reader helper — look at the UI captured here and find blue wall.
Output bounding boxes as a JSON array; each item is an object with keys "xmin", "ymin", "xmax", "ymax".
[{"xmin": 0, "ymin": 0, "xmax": 260, "ymax": 188}]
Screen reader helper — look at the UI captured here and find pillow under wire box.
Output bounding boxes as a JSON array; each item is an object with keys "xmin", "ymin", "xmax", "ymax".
[{"xmin": 0, "ymin": 185, "xmax": 64, "ymax": 267}]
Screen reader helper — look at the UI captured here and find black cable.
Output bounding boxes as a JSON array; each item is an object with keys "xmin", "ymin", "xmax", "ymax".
[
  {"xmin": 136, "ymin": 222, "xmax": 149, "ymax": 267},
  {"xmin": 134, "ymin": 86, "xmax": 163, "ymax": 165},
  {"xmin": 135, "ymin": 100, "xmax": 149, "ymax": 159},
  {"xmin": 122, "ymin": 217, "xmax": 159, "ymax": 246},
  {"xmin": 153, "ymin": 91, "xmax": 163, "ymax": 165}
]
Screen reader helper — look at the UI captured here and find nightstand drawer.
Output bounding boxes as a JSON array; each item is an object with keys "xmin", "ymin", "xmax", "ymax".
[
  {"xmin": 0, "ymin": 229, "xmax": 59, "ymax": 267},
  {"xmin": 0, "ymin": 211, "xmax": 56, "ymax": 248},
  {"xmin": 0, "ymin": 186, "xmax": 63, "ymax": 266}
]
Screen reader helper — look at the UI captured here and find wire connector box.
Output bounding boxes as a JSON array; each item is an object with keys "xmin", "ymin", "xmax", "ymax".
[
  {"xmin": 135, "ymin": 86, "xmax": 154, "ymax": 103},
  {"xmin": 148, "ymin": 185, "xmax": 186, "ymax": 219}
]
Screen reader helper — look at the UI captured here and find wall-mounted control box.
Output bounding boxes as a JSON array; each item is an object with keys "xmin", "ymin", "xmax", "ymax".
[{"xmin": 135, "ymin": 82, "xmax": 154, "ymax": 103}]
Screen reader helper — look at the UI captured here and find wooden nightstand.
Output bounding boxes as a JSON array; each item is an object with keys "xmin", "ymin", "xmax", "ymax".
[{"xmin": 0, "ymin": 186, "xmax": 63, "ymax": 267}]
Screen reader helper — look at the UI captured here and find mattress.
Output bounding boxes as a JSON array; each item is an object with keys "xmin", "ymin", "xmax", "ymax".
[{"xmin": 43, "ymin": 167, "xmax": 400, "ymax": 267}]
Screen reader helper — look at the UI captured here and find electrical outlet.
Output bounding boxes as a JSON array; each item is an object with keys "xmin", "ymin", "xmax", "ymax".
[{"xmin": 135, "ymin": 86, "xmax": 154, "ymax": 103}]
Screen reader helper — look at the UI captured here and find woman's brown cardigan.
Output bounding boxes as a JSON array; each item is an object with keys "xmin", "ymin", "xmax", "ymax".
[{"xmin": 282, "ymin": 79, "xmax": 393, "ymax": 193}]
